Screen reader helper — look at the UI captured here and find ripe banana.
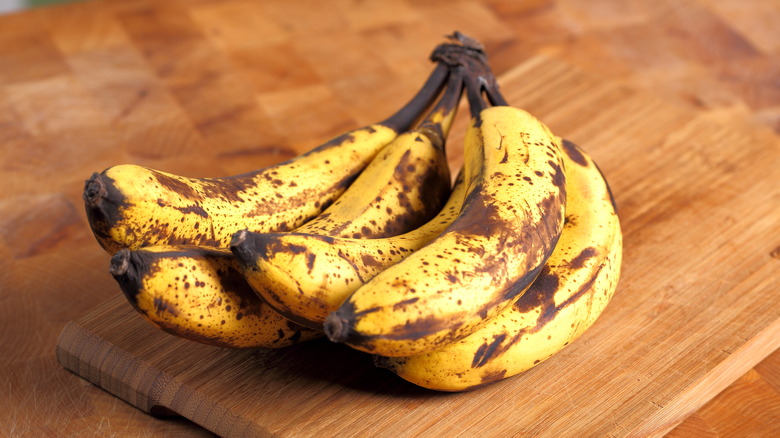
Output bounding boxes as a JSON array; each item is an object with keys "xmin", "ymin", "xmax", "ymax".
[
  {"xmin": 323, "ymin": 85, "xmax": 567, "ymax": 357},
  {"xmin": 230, "ymin": 168, "xmax": 467, "ymax": 329},
  {"xmin": 83, "ymin": 63, "xmax": 450, "ymax": 253},
  {"xmin": 288, "ymin": 67, "xmax": 466, "ymax": 239},
  {"xmin": 230, "ymin": 68, "xmax": 466, "ymax": 329},
  {"xmin": 374, "ymin": 139, "xmax": 622, "ymax": 391},
  {"xmin": 109, "ymin": 245, "xmax": 322, "ymax": 348}
]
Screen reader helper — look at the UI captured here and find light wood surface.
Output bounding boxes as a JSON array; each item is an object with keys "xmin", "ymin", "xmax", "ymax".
[{"xmin": 2, "ymin": 0, "xmax": 780, "ymax": 436}]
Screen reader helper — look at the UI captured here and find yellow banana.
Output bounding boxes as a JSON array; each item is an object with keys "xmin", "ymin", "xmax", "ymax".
[
  {"xmin": 83, "ymin": 63, "xmax": 450, "ymax": 253},
  {"xmin": 374, "ymin": 139, "xmax": 622, "ymax": 391},
  {"xmin": 323, "ymin": 83, "xmax": 567, "ymax": 357},
  {"xmin": 230, "ymin": 168, "xmax": 467, "ymax": 329},
  {"xmin": 289, "ymin": 66, "xmax": 465, "ymax": 239},
  {"xmin": 108, "ymin": 245, "xmax": 322, "ymax": 348}
]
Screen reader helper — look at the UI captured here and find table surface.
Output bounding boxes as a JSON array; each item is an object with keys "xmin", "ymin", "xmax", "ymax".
[{"xmin": 1, "ymin": 0, "xmax": 779, "ymax": 436}]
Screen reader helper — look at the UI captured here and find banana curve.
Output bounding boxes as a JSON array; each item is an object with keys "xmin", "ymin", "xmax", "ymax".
[
  {"xmin": 109, "ymin": 246, "xmax": 322, "ymax": 348},
  {"xmin": 288, "ymin": 67, "xmax": 464, "ymax": 240}
]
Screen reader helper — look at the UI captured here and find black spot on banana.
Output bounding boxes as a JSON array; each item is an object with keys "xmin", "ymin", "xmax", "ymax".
[
  {"xmin": 373, "ymin": 139, "xmax": 622, "ymax": 391},
  {"xmin": 84, "ymin": 61, "xmax": 451, "ymax": 253}
]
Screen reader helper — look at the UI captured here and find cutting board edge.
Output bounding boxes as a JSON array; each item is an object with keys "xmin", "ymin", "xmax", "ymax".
[
  {"xmin": 631, "ymin": 316, "xmax": 780, "ymax": 438},
  {"xmin": 56, "ymin": 319, "xmax": 157, "ymax": 414},
  {"xmin": 55, "ymin": 312, "xmax": 274, "ymax": 438}
]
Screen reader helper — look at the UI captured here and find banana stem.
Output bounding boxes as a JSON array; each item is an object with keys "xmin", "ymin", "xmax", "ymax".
[
  {"xmin": 464, "ymin": 72, "xmax": 489, "ymax": 120},
  {"xmin": 381, "ymin": 63, "xmax": 450, "ymax": 132},
  {"xmin": 417, "ymin": 66, "xmax": 465, "ymax": 147},
  {"xmin": 484, "ymin": 83, "xmax": 509, "ymax": 107},
  {"xmin": 431, "ymin": 31, "xmax": 499, "ymax": 119}
]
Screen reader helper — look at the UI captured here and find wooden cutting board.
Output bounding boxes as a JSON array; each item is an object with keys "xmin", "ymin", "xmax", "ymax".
[{"xmin": 56, "ymin": 55, "xmax": 780, "ymax": 438}]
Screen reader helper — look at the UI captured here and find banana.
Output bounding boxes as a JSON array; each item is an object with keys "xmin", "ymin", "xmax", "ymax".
[
  {"xmin": 374, "ymin": 139, "xmax": 622, "ymax": 391},
  {"xmin": 323, "ymin": 78, "xmax": 567, "ymax": 357},
  {"xmin": 230, "ymin": 168, "xmax": 467, "ymax": 329},
  {"xmin": 288, "ymin": 66, "xmax": 465, "ymax": 239},
  {"xmin": 108, "ymin": 245, "xmax": 322, "ymax": 348},
  {"xmin": 83, "ymin": 62, "xmax": 450, "ymax": 253},
  {"xmin": 230, "ymin": 67, "xmax": 466, "ymax": 329}
]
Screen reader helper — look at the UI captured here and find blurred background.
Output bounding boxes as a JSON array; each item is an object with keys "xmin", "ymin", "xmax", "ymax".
[{"xmin": 0, "ymin": 0, "xmax": 75, "ymax": 14}]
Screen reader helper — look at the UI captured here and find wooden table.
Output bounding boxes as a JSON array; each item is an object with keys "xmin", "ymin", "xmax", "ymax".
[{"xmin": 2, "ymin": 0, "xmax": 779, "ymax": 436}]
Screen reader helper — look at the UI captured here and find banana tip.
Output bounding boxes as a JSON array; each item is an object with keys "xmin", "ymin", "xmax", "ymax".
[
  {"xmin": 83, "ymin": 172, "xmax": 106, "ymax": 206},
  {"xmin": 323, "ymin": 312, "xmax": 349, "ymax": 344},
  {"xmin": 109, "ymin": 249, "xmax": 131, "ymax": 277},
  {"xmin": 231, "ymin": 229, "xmax": 249, "ymax": 245},
  {"xmin": 229, "ymin": 229, "xmax": 254, "ymax": 263}
]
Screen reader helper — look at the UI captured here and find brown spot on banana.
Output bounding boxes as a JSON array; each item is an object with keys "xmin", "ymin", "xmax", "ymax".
[
  {"xmin": 153, "ymin": 171, "xmax": 199, "ymax": 200},
  {"xmin": 561, "ymin": 139, "xmax": 588, "ymax": 167},
  {"xmin": 567, "ymin": 247, "xmax": 598, "ymax": 270},
  {"xmin": 172, "ymin": 204, "xmax": 209, "ymax": 218},
  {"xmin": 392, "ymin": 297, "xmax": 420, "ymax": 311},
  {"xmin": 472, "ymin": 333, "xmax": 507, "ymax": 368},
  {"xmin": 153, "ymin": 296, "xmax": 179, "ymax": 317},
  {"xmin": 478, "ymin": 369, "xmax": 507, "ymax": 387}
]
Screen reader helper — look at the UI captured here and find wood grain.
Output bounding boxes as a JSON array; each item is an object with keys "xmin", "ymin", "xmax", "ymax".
[
  {"xmin": 54, "ymin": 55, "xmax": 780, "ymax": 437},
  {"xmin": 2, "ymin": 0, "xmax": 780, "ymax": 436}
]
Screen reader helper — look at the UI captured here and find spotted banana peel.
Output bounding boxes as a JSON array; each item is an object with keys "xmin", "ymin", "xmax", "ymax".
[
  {"xmin": 287, "ymin": 66, "xmax": 465, "ymax": 240},
  {"xmin": 230, "ymin": 67, "xmax": 467, "ymax": 329},
  {"xmin": 109, "ymin": 245, "xmax": 322, "ymax": 348}
]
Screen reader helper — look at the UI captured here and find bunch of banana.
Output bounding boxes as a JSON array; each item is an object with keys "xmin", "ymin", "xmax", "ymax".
[
  {"xmin": 100, "ymin": 53, "xmax": 467, "ymax": 348},
  {"xmin": 84, "ymin": 31, "xmax": 623, "ymax": 391}
]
